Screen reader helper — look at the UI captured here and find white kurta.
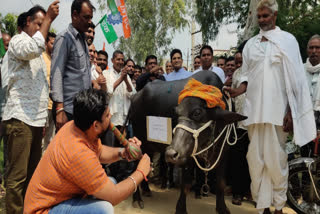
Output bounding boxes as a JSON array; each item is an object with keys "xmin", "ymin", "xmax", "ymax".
[
  {"xmin": 103, "ymin": 68, "xmax": 136, "ymax": 126},
  {"xmin": 241, "ymin": 39, "xmax": 288, "ymax": 126},
  {"xmin": 241, "ymin": 27, "xmax": 316, "ymax": 146}
]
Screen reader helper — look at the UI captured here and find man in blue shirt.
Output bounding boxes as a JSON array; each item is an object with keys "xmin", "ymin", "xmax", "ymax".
[
  {"xmin": 165, "ymin": 49, "xmax": 192, "ymax": 81},
  {"xmin": 193, "ymin": 45, "xmax": 225, "ymax": 83},
  {"xmin": 51, "ymin": 0, "xmax": 95, "ymax": 131}
]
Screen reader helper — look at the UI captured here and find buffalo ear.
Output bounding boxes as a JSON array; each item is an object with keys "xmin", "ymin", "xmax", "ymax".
[{"xmin": 208, "ymin": 107, "xmax": 247, "ymax": 125}]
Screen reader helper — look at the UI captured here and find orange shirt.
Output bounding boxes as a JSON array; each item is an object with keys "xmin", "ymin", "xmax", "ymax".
[{"xmin": 24, "ymin": 121, "xmax": 109, "ymax": 214}]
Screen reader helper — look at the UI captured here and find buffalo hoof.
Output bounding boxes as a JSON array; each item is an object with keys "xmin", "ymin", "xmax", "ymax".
[{"xmin": 132, "ymin": 200, "xmax": 144, "ymax": 209}]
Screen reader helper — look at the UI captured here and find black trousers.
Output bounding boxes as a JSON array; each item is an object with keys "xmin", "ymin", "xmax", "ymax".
[{"xmin": 229, "ymin": 128, "xmax": 251, "ymax": 196}]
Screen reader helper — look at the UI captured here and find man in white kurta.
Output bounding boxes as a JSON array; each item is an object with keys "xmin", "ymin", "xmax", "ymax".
[
  {"xmin": 305, "ymin": 35, "xmax": 320, "ymax": 111},
  {"xmin": 302, "ymin": 35, "xmax": 320, "ymax": 156},
  {"xmin": 225, "ymin": 1, "xmax": 316, "ymax": 213},
  {"xmin": 103, "ymin": 50, "xmax": 136, "ymax": 128}
]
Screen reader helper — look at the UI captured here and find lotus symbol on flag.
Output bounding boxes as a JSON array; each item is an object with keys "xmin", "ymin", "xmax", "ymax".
[
  {"xmin": 99, "ymin": 0, "xmax": 131, "ymax": 44},
  {"xmin": 107, "ymin": 12, "xmax": 123, "ymax": 25}
]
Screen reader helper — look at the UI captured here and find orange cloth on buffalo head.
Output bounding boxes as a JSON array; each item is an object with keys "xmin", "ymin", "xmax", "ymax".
[{"xmin": 178, "ymin": 78, "xmax": 226, "ymax": 110}]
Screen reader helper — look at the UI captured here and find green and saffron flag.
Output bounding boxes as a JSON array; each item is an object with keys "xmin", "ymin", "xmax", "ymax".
[
  {"xmin": 98, "ymin": 0, "xmax": 131, "ymax": 44},
  {"xmin": 0, "ymin": 31, "xmax": 6, "ymax": 58}
]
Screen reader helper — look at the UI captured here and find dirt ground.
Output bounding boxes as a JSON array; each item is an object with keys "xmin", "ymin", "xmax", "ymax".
[
  {"xmin": 0, "ymin": 185, "xmax": 297, "ymax": 214},
  {"xmin": 114, "ymin": 184, "xmax": 297, "ymax": 214}
]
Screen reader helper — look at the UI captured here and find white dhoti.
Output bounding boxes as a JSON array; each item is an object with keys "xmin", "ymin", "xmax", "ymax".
[{"xmin": 247, "ymin": 123, "xmax": 288, "ymax": 213}]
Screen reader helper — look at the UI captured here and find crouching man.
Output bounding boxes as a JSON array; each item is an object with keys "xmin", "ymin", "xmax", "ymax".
[{"xmin": 24, "ymin": 89, "xmax": 151, "ymax": 214}]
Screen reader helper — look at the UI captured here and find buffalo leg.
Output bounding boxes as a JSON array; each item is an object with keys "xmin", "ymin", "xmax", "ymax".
[
  {"xmin": 175, "ymin": 166, "xmax": 192, "ymax": 214},
  {"xmin": 141, "ymin": 179, "xmax": 152, "ymax": 197},
  {"xmin": 132, "ymin": 187, "xmax": 144, "ymax": 209},
  {"xmin": 215, "ymin": 161, "xmax": 230, "ymax": 214}
]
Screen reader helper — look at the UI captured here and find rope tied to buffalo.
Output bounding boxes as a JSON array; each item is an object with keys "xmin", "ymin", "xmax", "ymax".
[{"xmin": 174, "ymin": 79, "xmax": 237, "ymax": 171}]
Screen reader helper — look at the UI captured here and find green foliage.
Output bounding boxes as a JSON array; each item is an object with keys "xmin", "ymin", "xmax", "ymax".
[
  {"xmin": 0, "ymin": 13, "xmax": 18, "ymax": 37},
  {"xmin": 49, "ymin": 28, "xmax": 57, "ymax": 34},
  {"xmin": 277, "ymin": 0, "xmax": 320, "ymax": 61},
  {"xmin": 194, "ymin": 0, "xmax": 249, "ymax": 44},
  {"xmin": 97, "ymin": 0, "xmax": 187, "ymax": 65},
  {"xmin": 195, "ymin": 0, "xmax": 320, "ymax": 61}
]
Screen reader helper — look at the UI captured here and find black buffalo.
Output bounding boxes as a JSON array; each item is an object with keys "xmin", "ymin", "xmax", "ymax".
[{"xmin": 128, "ymin": 70, "xmax": 246, "ymax": 214}]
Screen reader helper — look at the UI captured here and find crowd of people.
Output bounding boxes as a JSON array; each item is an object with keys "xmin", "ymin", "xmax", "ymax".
[{"xmin": 0, "ymin": 0, "xmax": 319, "ymax": 213}]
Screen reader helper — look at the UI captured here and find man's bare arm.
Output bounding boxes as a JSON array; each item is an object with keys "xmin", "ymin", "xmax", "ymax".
[
  {"xmin": 94, "ymin": 154, "xmax": 151, "ymax": 206},
  {"xmin": 39, "ymin": 1, "xmax": 59, "ymax": 40}
]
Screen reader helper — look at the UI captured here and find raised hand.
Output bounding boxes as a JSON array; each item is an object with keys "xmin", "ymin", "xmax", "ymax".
[
  {"xmin": 120, "ymin": 65, "xmax": 128, "ymax": 80},
  {"xmin": 46, "ymin": 0, "xmax": 60, "ymax": 22}
]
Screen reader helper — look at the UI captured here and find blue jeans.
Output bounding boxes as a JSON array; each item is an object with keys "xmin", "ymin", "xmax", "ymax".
[
  {"xmin": 49, "ymin": 198, "xmax": 114, "ymax": 214},
  {"xmin": 49, "ymin": 177, "xmax": 116, "ymax": 214}
]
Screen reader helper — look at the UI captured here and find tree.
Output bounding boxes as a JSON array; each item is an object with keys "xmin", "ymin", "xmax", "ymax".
[
  {"xmin": 277, "ymin": 0, "xmax": 320, "ymax": 60},
  {"xmin": 97, "ymin": 0, "xmax": 187, "ymax": 65},
  {"xmin": 0, "ymin": 13, "xmax": 18, "ymax": 37},
  {"xmin": 195, "ymin": 0, "xmax": 320, "ymax": 60},
  {"xmin": 242, "ymin": 0, "xmax": 260, "ymax": 40},
  {"xmin": 194, "ymin": 0, "xmax": 249, "ymax": 44}
]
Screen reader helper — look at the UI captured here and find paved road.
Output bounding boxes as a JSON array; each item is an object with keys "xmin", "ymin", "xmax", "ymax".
[{"xmin": 115, "ymin": 184, "xmax": 297, "ymax": 214}]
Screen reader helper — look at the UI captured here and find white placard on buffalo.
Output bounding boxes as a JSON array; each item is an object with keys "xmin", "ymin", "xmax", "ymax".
[{"xmin": 146, "ymin": 116, "xmax": 172, "ymax": 145}]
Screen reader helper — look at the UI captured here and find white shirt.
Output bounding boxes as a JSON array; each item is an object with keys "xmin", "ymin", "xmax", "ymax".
[
  {"xmin": 231, "ymin": 67, "xmax": 246, "ymax": 130},
  {"xmin": 2, "ymin": 31, "xmax": 48, "ymax": 127},
  {"xmin": 103, "ymin": 68, "xmax": 136, "ymax": 126},
  {"xmin": 193, "ymin": 65, "xmax": 225, "ymax": 83}
]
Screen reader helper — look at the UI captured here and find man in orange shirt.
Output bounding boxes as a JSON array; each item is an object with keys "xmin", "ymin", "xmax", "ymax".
[
  {"xmin": 42, "ymin": 32, "xmax": 56, "ymax": 152},
  {"xmin": 24, "ymin": 89, "xmax": 151, "ymax": 214}
]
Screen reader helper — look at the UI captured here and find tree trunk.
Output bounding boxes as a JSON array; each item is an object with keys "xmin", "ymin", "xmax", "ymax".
[{"xmin": 242, "ymin": 0, "xmax": 260, "ymax": 40}]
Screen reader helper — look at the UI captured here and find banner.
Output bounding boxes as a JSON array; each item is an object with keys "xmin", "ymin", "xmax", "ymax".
[{"xmin": 99, "ymin": 0, "xmax": 131, "ymax": 44}]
